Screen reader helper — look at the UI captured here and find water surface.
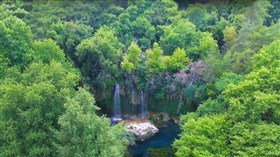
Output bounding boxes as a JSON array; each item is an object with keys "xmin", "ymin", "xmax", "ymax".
[{"xmin": 128, "ymin": 121, "xmax": 180, "ymax": 157}]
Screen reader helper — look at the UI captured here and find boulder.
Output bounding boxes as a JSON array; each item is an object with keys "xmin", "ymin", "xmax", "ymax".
[{"xmin": 125, "ymin": 121, "xmax": 159, "ymax": 141}]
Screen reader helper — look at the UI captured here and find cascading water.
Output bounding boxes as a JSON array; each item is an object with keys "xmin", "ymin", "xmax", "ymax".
[
  {"xmin": 112, "ymin": 83, "xmax": 122, "ymax": 121},
  {"xmin": 131, "ymin": 87, "xmax": 136, "ymax": 118},
  {"xmin": 140, "ymin": 91, "xmax": 147, "ymax": 119}
]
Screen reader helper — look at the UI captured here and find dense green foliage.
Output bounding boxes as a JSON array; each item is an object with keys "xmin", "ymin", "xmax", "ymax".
[
  {"xmin": 121, "ymin": 42, "xmax": 142, "ymax": 74},
  {"xmin": 0, "ymin": 0, "xmax": 279, "ymax": 156},
  {"xmin": 55, "ymin": 88, "xmax": 130, "ymax": 157},
  {"xmin": 76, "ymin": 26, "xmax": 123, "ymax": 94},
  {"xmin": 0, "ymin": 61, "xmax": 79, "ymax": 156},
  {"xmin": 174, "ymin": 40, "xmax": 280, "ymax": 156},
  {"xmin": 0, "ymin": 15, "xmax": 32, "ymax": 67}
]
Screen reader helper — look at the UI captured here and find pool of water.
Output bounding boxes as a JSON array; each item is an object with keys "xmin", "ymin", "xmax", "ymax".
[{"xmin": 128, "ymin": 121, "xmax": 180, "ymax": 157}]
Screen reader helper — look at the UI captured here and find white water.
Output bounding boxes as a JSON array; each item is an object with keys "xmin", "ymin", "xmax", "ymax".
[
  {"xmin": 113, "ymin": 83, "xmax": 122, "ymax": 121},
  {"xmin": 131, "ymin": 87, "xmax": 136, "ymax": 118},
  {"xmin": 140, "ymin": 91, "xmax": 147, "ymax": 119},
  {"xmin": 112, "ymin": 85, "xmax": 148, "ymax": 120}
]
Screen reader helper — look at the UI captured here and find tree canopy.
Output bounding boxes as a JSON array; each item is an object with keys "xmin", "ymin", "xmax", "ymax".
[
  {"xmin": 174, "ymin": 40, "xmax": 280, "ymax": 157},
  {"xmin": 0, "ymin": 0, "xmax": 279, "ymax": 156}
]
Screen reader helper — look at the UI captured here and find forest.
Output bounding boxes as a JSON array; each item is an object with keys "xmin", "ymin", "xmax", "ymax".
[{"xmin": 0, "ymin": 0, "xmax": 279, "ymax": 156}]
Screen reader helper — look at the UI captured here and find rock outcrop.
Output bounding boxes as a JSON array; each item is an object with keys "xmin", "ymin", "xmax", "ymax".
[{"xmin": 125, "ymin": 121, "xmax": 159, "ymax": 141}]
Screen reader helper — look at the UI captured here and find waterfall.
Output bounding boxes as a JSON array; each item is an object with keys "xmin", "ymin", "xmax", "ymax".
[
  {"xmin": 112, "ymin": 83, "xmax": 122, "ymax": 121},
  {"xmin": 131, "ymin": 87, "xmax": 136, "ymax": 118},
  {"xmin": 140, "ymin": 91, "xmax": 147, "ymax": 119}
]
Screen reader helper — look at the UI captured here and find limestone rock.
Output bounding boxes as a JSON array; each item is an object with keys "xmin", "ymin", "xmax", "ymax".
[{"xmin": 125, "ymin": 121, "xmax": 159, "ymax": 141}]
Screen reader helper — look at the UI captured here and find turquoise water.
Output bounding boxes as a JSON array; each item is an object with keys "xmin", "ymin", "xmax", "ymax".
[{"xmin": 128, "ymin": 121, "xmax": 180, "ymax": 157}]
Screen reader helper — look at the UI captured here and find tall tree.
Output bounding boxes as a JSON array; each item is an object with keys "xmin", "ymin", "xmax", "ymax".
[
  {"xmin": 0, "ymin": 61, "xmax": 79, "ymax": 157},
  {"xmin": 121, "ymin": 42, "xmax": 142, "ymax": 74},
  {"xmin": 31, "ymin": 39, "xmax": 66, "ymax": 64},
  {"xmin": 174, "ymin": 115, "xmax": 230, "ymax": 157},
  {"xmin": 0, "ymin": 16, "xmax": 32, "ymax": 67},
  {"xmin": 164, "ymin": 48, "xmax": 189, "ymax": 73},
  {"xmin": 225, "ymin": 0, "xmax": 273, "ymax": 74},
  {"xmin": 55, "ymin": 88, "xmax": 130, "ymax": 157},
  {"xmin": 159, "ymin": 19, "xmax": 200, "ymax": 56},
  {"xmin": 76, "ymin": 26, "xmax": 123, "ymax": 97},
  {"xmin": 145, "ymin": 42, "xmax": 166, "ymax": 75},
  {"xmin": 47, "ymin": 21, "xmax": 93, "ymax": 64}
]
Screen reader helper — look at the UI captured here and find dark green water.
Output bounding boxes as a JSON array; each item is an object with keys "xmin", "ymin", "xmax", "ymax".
[{"xmin": 128, "ymin": 121, "xmax": 180, "ymax": 157}]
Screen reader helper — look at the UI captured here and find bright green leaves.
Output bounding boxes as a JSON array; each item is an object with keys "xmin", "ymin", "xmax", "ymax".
[
  {"xmin": 121, "ymin": 42, "xmax": 142, "ymax": 74},
  {"xmin": 76, "ymin": 26, "xmax": 123, "ymax": 77},
  {"xmin": 159, "ymin": 19, "xmax": 199, "ymax": 55},
  {"xmin": 113, "ymin": 0, "xmax": 180, "ymax": 50},
  {"xmin": 1, "ymin": 1, "xmax": 280, "ymax": 157},
  {"xmin": 31, "ymin": 39, "xmax": 66, "ymax": 64},
  {"xmin": 146, "ymin": 44, "xmax": 189, "ymax": 75},
  {"xmin": 174, "ymin": 115, "xmax": 230, "ymax": 157},
  {"xmin": 197, "ymin": 33, "xmax": 219, "ymax": 59},
  {"xmin": 224, "ymin": 68, "xmax": 280, "ymax": 123},
  {"xmin": 47, "ymin": 21, "xmax": 93, "ymax": 63},
  {"xmin": 252, "ymin": 39, "xmax": 280, "ymax": 70},
  {"xmin": 214, "ymin": 72, "xmax": 243, "ymax": 92},
  {"xmin": 0, "ymin": 3, "xmax": 28, "ymax": 20},
  {"xmin": 21, "ymin": 61, "xmax": 79, "ymax": 91},
  {"xmin": 223, "ymin": 26, "xmax": 237, "ymax": 50},
  {"xmin": 76, "ymin": 26, "xmax": 123, "ymax": 93},
  {"xmin": 55, "ymin": 88, "xmax": 130, "ymax": 157},
  {"xmin": 176, "ymin": 37, "xmax": 280, "ymax": 157},
  {"xmin": 121, "ymin": 59, "xmax": 134, "ymax": 74},
  {"xmin": 230, "ymin": 122, "xmax": 280, "ymax": 157},
  {"xmin": 131, "ymin": 16, "xmax": 155, "ymax": 50},
  {"xmin": 0, "ymin": 82, "xmax": 66, "ymax": 157},
  {"xmin": 0, "ymin": 15, "xmax": 132, "ymax": 155},
  {"xmin": 145, "ymin": 43, "xmax": 166, "ymax": 74},
  {"xmin": 159, "ymin": 19, "xmax": 218, "ymax": 61},
  {"xmin": 224, "ymin": 40, "xmax": 280, "ymax": 123},
  {"xmin": 0, "ymin": 16, "xmax": 32, "ymax": 67},
  {"xmin": 195, "ymin": 98, "xmax": 227, "ymax": 117},
  {"xmin": 0, "ymin": 54, "xmax": 10, "ymax": 79},
  {"xmin": 114, "ymin": 4, "xmax": 156, "ymax": 50},
  {"xmin": 164, "ymin": 48, "xmax": 189, "ymax": 73},
  {"xmin": 0, "ymin": 57, "xmax": 79, "ymax": 156}
]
